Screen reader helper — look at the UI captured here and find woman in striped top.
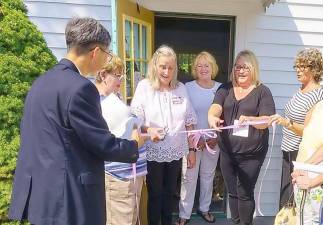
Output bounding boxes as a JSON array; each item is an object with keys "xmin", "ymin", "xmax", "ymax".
[{"xmin": 269, "ymin": 48, "xmax": 323, "ymax": 209}]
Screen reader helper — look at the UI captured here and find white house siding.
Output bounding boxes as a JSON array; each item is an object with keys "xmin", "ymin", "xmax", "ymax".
[
  {"xmin": 138, "ymin": 0, "xmax": 323, "ymax": 216},
  {"xmin": 24, "ymin": 0, "xmax": 113, "ymax": 60},
  {"xmin": 247, "ymin": 0, "xmax": 323, "ymax": 215}
]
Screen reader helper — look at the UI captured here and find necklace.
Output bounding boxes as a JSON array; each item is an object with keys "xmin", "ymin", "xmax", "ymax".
[
  {"xmin": 163, "ymin": 92, "xmax": 168, "ymax": 103},
  {"xmin": 158, "ymin": 91, "xmax": 173, "ymax": 135}
]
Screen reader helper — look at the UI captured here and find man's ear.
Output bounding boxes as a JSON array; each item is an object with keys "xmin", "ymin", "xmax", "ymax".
[{"xmin": 90, "ymin": 46, "xmax": 100, "ymax": 59}]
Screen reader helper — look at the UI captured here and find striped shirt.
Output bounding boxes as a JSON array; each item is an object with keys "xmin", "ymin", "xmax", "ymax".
[
  {"xmin": 105, "ymin": 146, "xmax": 147, "ymax": 180},
  {"xmin": 281, "ymin": 87, "xmax": 323, "ymax": 152}
]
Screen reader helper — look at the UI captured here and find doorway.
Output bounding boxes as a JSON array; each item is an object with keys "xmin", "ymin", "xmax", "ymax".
[
  {"xmin": 155, "ymin": 13, "xmax": 235, "ymax": 217},
  {"xmin": 155, "ymin": 13, "xmax": 235, "ymax": 84}
]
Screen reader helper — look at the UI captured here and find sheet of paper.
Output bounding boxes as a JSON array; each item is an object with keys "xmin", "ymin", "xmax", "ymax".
[
  {"xmin": 293, "ymin": 161, "xmax": 323, "ymax": 174},
  {"xmin": 101, "ymin": 93, "xmax": 141, "ymax": 140},
  {"xmin": 232, "ymin": 120, "xmax": 249, "ymax": 137}
]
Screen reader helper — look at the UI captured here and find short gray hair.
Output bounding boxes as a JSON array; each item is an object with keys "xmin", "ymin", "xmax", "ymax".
[{"xmin": 65, "ymin": 17, "xmax": 111, "ymax": 53}]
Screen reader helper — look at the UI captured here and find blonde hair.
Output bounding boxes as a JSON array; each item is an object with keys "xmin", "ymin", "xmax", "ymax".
[
  {"xmin": 96, "ymin": 55, "xmax": 124, "ymax": 83},
  {"xmin": 192, "ymin": 51, "xmax": 219, "ymax": 79},
  {"xmin": 231, "ymin": 50, "xmax": 261, "ymax": 86},
  {"xmin": 147, "ymin": 45, "xmax": 178, "ymax": 90},
  {"xmin": 295, "ymin": 48, "xmax": 323, "ymax": 83}
]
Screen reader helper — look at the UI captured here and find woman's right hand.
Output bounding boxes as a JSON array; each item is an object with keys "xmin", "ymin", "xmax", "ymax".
[
  {"xmin": 147, "ymin": 127, "xmax": 166, "ymax": 142},
  {"xmin": 208, "ymin": 116, "xmax": 223, "ymax": 131},
  {"xmin": 294, "ymin": 175, "xmax": 312, "ymax": 190},
  {"xmin": 131, "ymin": 129, "xmax": 146, "ymax": 148},
  {"xmin": 187, "ymin": 151, "xmax": 196, "ymax": 169},
  {"xmin": 291, "ymin": 169, "xmax": 307, "ymax": 181}
]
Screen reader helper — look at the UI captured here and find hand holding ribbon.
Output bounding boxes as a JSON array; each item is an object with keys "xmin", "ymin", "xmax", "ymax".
[
  {"xmin": 268, "ymin": 114, "xmax": 290, "ymax": 127},
  {"xmin": 187, "ymin": 129, "xmax": 218, "ymax": 155},
  {"xmin": 238, "ymin": 115, "xmax": 271, "ymax": 129},
  {"xmin": 206, "ymin": 138, "xmax": 218, "ymax": 150}
]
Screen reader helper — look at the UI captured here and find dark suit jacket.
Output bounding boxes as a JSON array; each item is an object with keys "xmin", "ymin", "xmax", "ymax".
[{"xmin": 9, "ymin": 59, "xmax": 138, "ymax": 225}]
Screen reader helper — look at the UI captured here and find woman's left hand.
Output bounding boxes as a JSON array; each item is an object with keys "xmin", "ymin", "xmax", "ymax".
[
  {"xmin": 269, "ymin": 114, "xmax": 289, "ymax": 127},
  {"xmin": 196, "ymin": 136, "xmax": 206, "ymax": 151},
  {"xmin": 238, "ymin": 115, "xmax": 250, "ymax": 125},
  {"xmin": 239, "ymin": 115, "xmax": 270, "ymax": 129},
  {"xmin": 187, "ymin": 151, "xmax": 196, "ymax": 169}
]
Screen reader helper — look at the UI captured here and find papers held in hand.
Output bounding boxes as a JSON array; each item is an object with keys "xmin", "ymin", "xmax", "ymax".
[
  {"xmin": 293, "ymin": 161, "xmax": 323, "ymax": 174},
  {"xmin": 101, "ymin": 93, "xmax": 141, "ymax": 140}
]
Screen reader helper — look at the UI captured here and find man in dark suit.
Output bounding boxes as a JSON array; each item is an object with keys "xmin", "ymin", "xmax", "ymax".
[{"xmin": 9, "ymin": 17, "xmax": 140, "ymax": 225}]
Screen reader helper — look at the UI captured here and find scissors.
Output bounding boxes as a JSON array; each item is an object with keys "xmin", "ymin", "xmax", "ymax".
[{"xmin": 158, "ymin": 127, "xmax": 169, "ymax": 140}]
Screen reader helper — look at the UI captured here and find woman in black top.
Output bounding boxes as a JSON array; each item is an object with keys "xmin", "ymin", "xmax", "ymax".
[{"xmin": 208, "ymin": 50, "xmax": 275, "ymax": 225}]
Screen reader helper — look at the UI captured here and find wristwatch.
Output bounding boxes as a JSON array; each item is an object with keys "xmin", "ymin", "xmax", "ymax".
[{"xmin": 189, "ymin": 148, "xmax": 197, "ymax": 152}]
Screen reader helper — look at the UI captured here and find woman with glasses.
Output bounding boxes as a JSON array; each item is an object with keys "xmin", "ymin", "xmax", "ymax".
[
  {"xmin": 176, "ymin": 52, "xmax": 221, "ymax": 225},
  {"xmin": 208, "ymin": 50, "xmax": 275, "ymax": 225},
  {"xmin": 269, "ymin": 48, "xmax": 323, "ymax": 210},
  {"xmin": 131, "ymin": 45, "xmax": 197, "ymax": 225},
  {"xmin": 95, "ymin": 55, "xmax": 147, "ymax": 225}
]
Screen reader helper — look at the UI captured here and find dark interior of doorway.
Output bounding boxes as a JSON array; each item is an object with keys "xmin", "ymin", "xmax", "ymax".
[
  {"xmin": 155, "ymin": 14, "xmax": 234, "ymax": 84},
  {"xmin": 155, "ymin": 14, "xmax": 235, "ymax": 217}
]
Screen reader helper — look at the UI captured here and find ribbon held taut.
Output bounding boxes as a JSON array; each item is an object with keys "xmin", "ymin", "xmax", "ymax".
[
  {"xmin": 180, "ymin": 119, "xmax": 274, "ymax": 155},
  {"xmin": 180, "ymin": 119, "xmax": 277, "ymax": 216},
  {"xmin": 138, "ymin": 119, "xmax": 276, "ymax": 216}
]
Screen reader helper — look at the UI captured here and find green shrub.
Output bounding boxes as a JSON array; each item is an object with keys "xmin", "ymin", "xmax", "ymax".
[{"xmin": 0, "ymin": 0, "xmax": 57, "ymax": 223}]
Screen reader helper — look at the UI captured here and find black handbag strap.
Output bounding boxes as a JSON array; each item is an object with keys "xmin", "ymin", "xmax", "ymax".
[
  {"xmin": 289, "ymin": 152, "xmax": 307, "ymax": 225},
  {"xmin": 286, "ymin": 152, "xmax": 296, "ymax": 207},
  {"xmin": 299, "ymin": 190, "xmax": 307, "ymax": 225}
]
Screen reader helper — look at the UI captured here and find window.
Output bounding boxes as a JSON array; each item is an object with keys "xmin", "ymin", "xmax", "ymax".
[{"xmin": 123, "ymin": 15, "xmax": 151, "ymax": 102}]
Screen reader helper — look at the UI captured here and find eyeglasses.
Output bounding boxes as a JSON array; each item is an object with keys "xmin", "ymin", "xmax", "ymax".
[
  {"xmin": 99, "ymin": 47, "xmax": 113, "ymax": 62},
  {"xmin": 293, "ymin": 65, "xmax": 308, "ymax": 71},
  {"xmin": 234, "ymin": 64, "xmax": 250, "ymax": 72},
  {"xmin": 110, "ymin": 73, "xmax": 125, "ymax": 81},
  {"xmin": 89, "ymin": 46, "xmax": 113, "ymax": 62}
]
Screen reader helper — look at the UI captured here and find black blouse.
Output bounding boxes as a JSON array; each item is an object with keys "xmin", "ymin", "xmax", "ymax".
[{"xmin": 213, "ymin": 82, "xmax": 275, "ymax": 156}]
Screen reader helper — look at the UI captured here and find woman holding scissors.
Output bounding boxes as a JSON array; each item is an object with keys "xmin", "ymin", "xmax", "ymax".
[{"xmin": 131, "ymin": 45, "xmax": 197, "ymax": 225}]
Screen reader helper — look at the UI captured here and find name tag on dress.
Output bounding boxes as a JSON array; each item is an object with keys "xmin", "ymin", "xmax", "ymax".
[
  {"xmin": 172, "ymin": 96, "xmax": 183, "ymax": 104},
  {"xmin": 232, "ymin": 120, "xmax": 249, "ymax": 137}
]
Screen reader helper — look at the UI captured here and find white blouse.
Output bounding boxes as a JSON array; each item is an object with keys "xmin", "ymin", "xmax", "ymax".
[{"xmin": 131, "ymin": 79, "xmax": 197, "ymax": 162}]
